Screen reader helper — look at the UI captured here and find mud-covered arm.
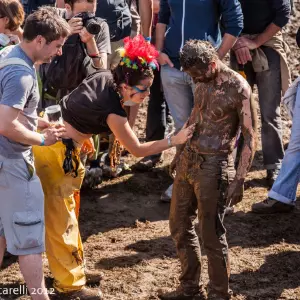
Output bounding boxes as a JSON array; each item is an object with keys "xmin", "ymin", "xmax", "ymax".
[
  {"xmin": 235, "ymin": 84, "xmax": 257, "ymax": 181},
  {"xmin": 226, "ymin": 83, "xmax": 256, "ymax": 206}
]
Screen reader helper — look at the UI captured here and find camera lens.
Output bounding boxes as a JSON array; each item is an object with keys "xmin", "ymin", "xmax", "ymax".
[{"xmin": 86, "ymin": 20, "xmax": 101, "ymax": 35}]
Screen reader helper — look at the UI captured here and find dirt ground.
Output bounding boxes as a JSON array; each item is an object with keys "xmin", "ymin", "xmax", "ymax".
[{"xmin": 2, "ymin": 5, "xmax": 300, "ymax": 300}]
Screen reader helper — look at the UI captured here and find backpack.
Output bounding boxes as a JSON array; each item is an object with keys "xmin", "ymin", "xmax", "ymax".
[
  {"xmin": 39, "ymin": 33, "xmax": 98, "ymax": 109},
  {"xmin": 96, "ymin": 0, "xmax": 132, "ymax": 42},
  {"xmin": 0, "ymin": 57, "xmax": 32, "ymax": 108}
]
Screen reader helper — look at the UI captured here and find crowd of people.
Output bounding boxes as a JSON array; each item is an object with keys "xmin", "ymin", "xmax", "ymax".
[{"xmin": 0, "ymin": 0, "xmax": 298, "ymax": 299}]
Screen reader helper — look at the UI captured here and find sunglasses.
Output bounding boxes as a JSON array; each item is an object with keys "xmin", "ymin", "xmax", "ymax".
[{"xmin": 132, "ymin": 85, "xmax": 150, "ymax": 94}]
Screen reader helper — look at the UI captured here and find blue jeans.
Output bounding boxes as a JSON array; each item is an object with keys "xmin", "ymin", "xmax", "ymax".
[
  {"xmin": 268, "ymin": 84, "xmax": 300, "ymax": 205},
  {"xmin": 161, "ymin": 65, "xmax": 195, "ymax": 133}
]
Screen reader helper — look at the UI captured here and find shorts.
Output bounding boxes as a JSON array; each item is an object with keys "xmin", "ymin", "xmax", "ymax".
[{"xmin": 0, "ymin": 154, "xmax": 45, "ymax": 256}]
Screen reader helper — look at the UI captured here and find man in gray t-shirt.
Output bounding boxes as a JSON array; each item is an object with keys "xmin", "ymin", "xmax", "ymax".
[
  {"xmin": 0, "ymin": 45, "xmax": 39, "ymax": 156},
  {"xmin": 0, "ymin": 8, "xmax": 69, "ymax": 300}
]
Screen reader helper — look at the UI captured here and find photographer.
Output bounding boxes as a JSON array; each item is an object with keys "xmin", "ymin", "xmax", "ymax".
[
  {"xmin": 39, "ymin": 0, "xmax": 111, "ymax": 108},
  {"xmin": 64, "ymin": 0, "xmax": 110, "ymax": 69},
  {"xmin": 0, "ymin": 0, "xmax": 24, "ymax": 48}
]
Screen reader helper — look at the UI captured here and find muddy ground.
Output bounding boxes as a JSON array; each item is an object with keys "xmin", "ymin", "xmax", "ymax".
[{"xmin": 2, "ymin": 5, "xmax": 300, "ymax": 300}]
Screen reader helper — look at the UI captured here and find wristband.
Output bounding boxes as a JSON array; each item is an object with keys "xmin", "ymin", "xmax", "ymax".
[
  {"xmin": 167, "ymin": 134, "xmax": 173, "ymax": 148},
  {"xmin": 40, "ymin": 134, "xmax": 45, "ymax": 146},
  {"xmin": 144, "ymin": 36, "xmax": 151, "ymax": 43},
  {"xmin": 88, "ymin": 53, "xmax": 101, "ymax": 58}
]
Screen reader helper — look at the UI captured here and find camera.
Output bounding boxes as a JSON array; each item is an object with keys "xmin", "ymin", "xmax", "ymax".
[{"xmin": 75, "ymin": 12, "xmax": 102, "ymax": 35}]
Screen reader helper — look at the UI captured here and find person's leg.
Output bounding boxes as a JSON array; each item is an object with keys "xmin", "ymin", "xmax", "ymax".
[
  {"xmin": 19, "ymin": 254, "xmax": 49, "ymax": 300},
  {"xmin": 0, "ymin": 235, "xmax": 6, "ymax": 267},
  {"xmin": 137, "ymin": 68, "xmax": 166, "ymax": 170},
  {"xmin": 256, "ymin": 47, "xmax": 284, "ymax": 180},
  {"xmin": 33, "ymin": 142, "xmax": 101, "ymax": 297},
  {"xmin": 252, "ymin": 85, "xmax": 300, "ymax": 213},
  {"xmin": 146, "ymin": 68, "xmax": 166, "ymax": 142},
  {"xmin": 196, "ymin": 155, "xmax": 235, "ymax": 299},
  {"xmin": 160, "ymin": 66, "xmax": 194, "ymax": 202},
  {"xmin": 0, "ymin": 155, "xmax": 48, "ymax": 299},
  {"xmin": 169, "ymin": 151, "xmax": 203, "ymax": 295},
  {"xmin": 160, "ymin": 65, "xmax": 194, "ymax": 133}
]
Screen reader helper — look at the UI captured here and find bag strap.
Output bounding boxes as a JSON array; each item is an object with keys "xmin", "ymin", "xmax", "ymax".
[{"xmin": 0, "ymin": 57, "xmax": 32, "ymax": 70}]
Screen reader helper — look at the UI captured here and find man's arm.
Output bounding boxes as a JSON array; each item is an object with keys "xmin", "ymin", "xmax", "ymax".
[
  {"xmin": 0, "ymin": 105, "xmax": 44, "ymax": 145},
  {"xmin": 234, "ymin": 0, "xmax": 290, "ymax": 50},
  {"xmin": 156, "ymin": 0, "xmax": 170, "ymax": 51},
  {"xmin": 0, "ymin": 72, "xmax": 65, "ymax": 146},
  {"xmin": 94, "ymin": 22, "xmax": 111, "ymax": 69},
  {"xmin": 139, "ymin": 0, "xmax": 153, "ymax": 37},
  {"xmin": 236, "ymin": 85, "xmax": 257, "ymax": 181},
  {"xmin": 217, "ymin": 0, "xmax": 243, "ymax": 59},
  {"xmin": 226, "ymin": 82, "xmax": 257, "ymax": 206}
]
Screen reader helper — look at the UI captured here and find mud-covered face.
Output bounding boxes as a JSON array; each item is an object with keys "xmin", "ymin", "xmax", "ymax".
[{"xmin": 184, "ymin": 64, "xmax": 216, "ymax": 84}]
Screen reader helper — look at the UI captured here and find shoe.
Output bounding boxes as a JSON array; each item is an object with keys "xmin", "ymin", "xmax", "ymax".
[
  {"xmin": 207, "ymin": 285, "xmax": 232, "ymax": 300},
  {"xmin": 85, "ymin": 269, "xmax": 104, "ymax": 285},
  {"xmin": 266, "ymin": 169, "xmax": 280, "ymax": 189},
  {"xmin": 251, "ymin": 198, "xmax": 295, "ymax": 214},
  {"xmin": 63, "ymin": 287, "xmax": 103, "ymax": 300},
  {"xmin": 159, "ymin": 288, "xmax": 206, "ymax": 300},
  {"xmin": 160, "ymin": 184, "xmax": 173, "ymax": 203},
  {"xmin": 135, "ymin": 154, "xmax": 162, "ymax": 171}
]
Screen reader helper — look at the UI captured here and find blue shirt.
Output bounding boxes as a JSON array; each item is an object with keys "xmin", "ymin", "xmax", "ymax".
[{"xmin": 158, "ymin": 0, "xmax": 243, "ymax": 69}]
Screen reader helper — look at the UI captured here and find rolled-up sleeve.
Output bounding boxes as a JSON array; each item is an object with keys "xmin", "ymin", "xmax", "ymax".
[
  {"xmin": 271, "ymin": 0, "xmax": 291, "ymax": 28},
  {"xmin": 158, "ymin": 0, "xmax": 170, "ymax": 25},
  {"xmin": 219, "ymin": 0, "xmax": 243, "ymax": 37}
]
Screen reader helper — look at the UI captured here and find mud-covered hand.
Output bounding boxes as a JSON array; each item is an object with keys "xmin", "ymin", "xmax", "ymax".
[
  {"xmin": 226, "ymin": 179, "xmax": 244, "ymax": 207},
  {"xmin": 172, "ymin": 123, "xmax": 196, "ymax": 146}
]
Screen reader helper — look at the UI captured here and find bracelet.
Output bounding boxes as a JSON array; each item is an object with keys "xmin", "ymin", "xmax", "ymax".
[
  {"xmin": 40, "ymin": 134, "xmax": 45, "ymax": 146},
  {"xmin": 144, "ymin": 36, "xmax": 151, "ymax": 43},
  {"xmin": 167, "ymin": 134, "xmax": 173, "ymax": 148},
  {"xmin": 88, "ymin": 53, "xmax": 101, "ymax": 58}
]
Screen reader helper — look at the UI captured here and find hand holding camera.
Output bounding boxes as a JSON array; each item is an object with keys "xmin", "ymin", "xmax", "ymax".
[{"xmin": 68, "ymin": 12, "xmax": 102, "ymax": 44}]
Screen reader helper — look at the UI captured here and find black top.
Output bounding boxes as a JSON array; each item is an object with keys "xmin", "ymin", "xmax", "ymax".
[
  {"xmin": 61, "ymin": 70, "xmax": 127, "ymax": 134},
  {"xmin": 239, "ymin": 0, "xmax": 290, "ymax": 34}
]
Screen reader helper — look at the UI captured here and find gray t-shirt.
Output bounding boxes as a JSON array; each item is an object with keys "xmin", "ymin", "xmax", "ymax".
[{"xmin": 0, "ymin": 45, "xmax": 39, "ymax": 157}]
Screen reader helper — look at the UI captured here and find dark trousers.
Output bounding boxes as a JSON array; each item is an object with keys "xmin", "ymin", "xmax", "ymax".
[
  {"xmin": 145, "ymin": 68, "xmax": 166, "ymax": 151},
  {"xmin": 231, "ymin": 46, "xmax": 284, "ymax": 170},
  {"xmin": 170, "ymin": 148, "xmax": 235, "ymax": 297}
]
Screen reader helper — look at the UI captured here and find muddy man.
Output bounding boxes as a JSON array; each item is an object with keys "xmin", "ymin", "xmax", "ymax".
[{"xmin": 160, "ymin": 40, "xmax": 257, "ymax": 300}]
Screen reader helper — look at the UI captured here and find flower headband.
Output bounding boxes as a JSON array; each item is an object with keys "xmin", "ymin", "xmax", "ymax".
[{"xmin": 117, "ymin": 34, "xmax": 159, "ymax": 70}]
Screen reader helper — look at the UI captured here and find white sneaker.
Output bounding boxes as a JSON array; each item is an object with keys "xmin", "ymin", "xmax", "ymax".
[{"xmin": 161, "ymin": 184, "xmax": 173, "ymax": 203}]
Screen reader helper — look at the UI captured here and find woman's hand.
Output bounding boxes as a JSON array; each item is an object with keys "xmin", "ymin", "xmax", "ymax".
[{"xmin": 171, "ymin": 123, "xmax": 196, "ymax": 146}]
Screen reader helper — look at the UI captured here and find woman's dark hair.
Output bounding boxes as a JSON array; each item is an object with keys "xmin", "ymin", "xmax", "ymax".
[
  {"xmin": 0, "ymin": 0, "xmax": 24, "ymax": 32},
  {"xmin": 112, "ymin": 64, "xmax": 154, "ymax": 88}
]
